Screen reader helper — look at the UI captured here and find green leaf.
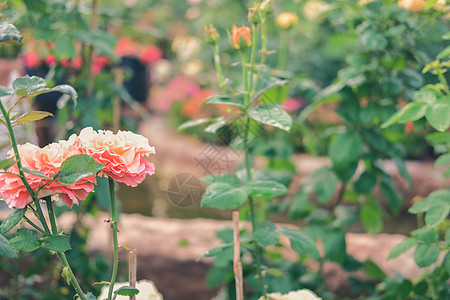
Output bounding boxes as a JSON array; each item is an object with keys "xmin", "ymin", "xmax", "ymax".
[
  {"xmin": 394, "ymin": 157, "xmax": 413, "ymax": 186},
  {"xmin": 84, "ymin": 292, "xmax": 97, "ymax": 300},
  {"xmin": 13, "ymin": 76, "xmax": 46, "ymax": 96},
  {"xmin": 242, "ymin": 180, "xmax": 288, "ymax": 198},
  {"xmin": 0, "ymin": 234, "xmax": 17, "ymax": 258},
  {"xmin": 56, "ymin": 154, "xmax": 104, "ymax": 185},
  {"xmin": 8, "ymin": 228, "xmax": 42, "ymax": 252},
  {"xmin": 254, "ymin": 224, "xmax": 280, "ymax": 247},
  {"xmin": 205, "ymin": 94, "xmax": 244, "ymax": 107},
  {"xmin": 251, "ymin": 77, "xmax": 289, "ymax": 103},
  {"xmin": 388, "ymin": 238, "xmax": 417, "ymax": 259},
  {"xmin": 363, "ymin": 259, "xmax": 387, "ymax": 280},
  {"xmin": 361, "ymin": 200, "xmax": 383, "ymax": 234},
  {"xmin": 445, "ymin": 228, "xmax": 450, "ymax": 246},
  {"xmin": 278, "ymin": 227, "xmax": 320, "ymax": 260},
  {"xmin": 44, "ymin": 235, "xmax": 71, "ymax": 252},
  {"xmin": 197, "ymin": 244, "xmax": 232, "ymax": 260},
  {"xmin": 0, "ymin": 23, "xmax": 22, "ymax": 43},
  {"xmin": 425, "ymin": 97, "xmax": 450, "ymax": 132},
  {"xmin": 201, "ymin": 174, "xmax": 241, "ymax": 186},
  {"xmin": 0, "ymin": 208, "xmax": 26, "ymax": 234},
  {"xmin": 323, "ymin": 231, "xmax": 346, "ymax": 263},
  {"xmin": 380, "ymin": 176, "xmax": 403, "ymax": 214},
  {"xmin": 328, "ymin": 132, "xmax": 362, "ymax": 168},
  {"xmin": 205, "ymin": 117, "xmax": 228, "ymax": 133},
  {"xmin": 248, "ymin": 103, "xmax": 292, "ymax": 132},
  {"xmin": 425, "ymin": 206, "xmax": 449, "ymax": 227},
  {"xmin": 310, "ymin": 167, "xmax": 339, "ymax": 203},
  {"xmin": 361, "ymin": 31, "xmax": 387, "ymax": 50},
  {"xmin": 409, "ymin": 190, "xmax": 450, "ymax": 214},
  {"xmin": 51, "ymin": 85, "xmax": 78, "ymax": 103},
  {"xmin": 437, "ymin": 45, "xmax": 450, "ymax": 59},
  {"xmin": 115, "ymin": 286, "xmax": 140, "ymax": 297},
  {"xmin": 411, "ymin": 227, "xmax": 438, "ymax": 243},
  {"xmin": 0, "ymin": 86, "xmax": 14, "ymax": 97},
  {"xmin": 22, "ymin": 168, "xmax": 51, "ymax": 179},
  {"xmin": 54, "ymin": 36, "xmax": 75, "ymax": 59},
  {"xmin": 381, "ymin": 102, "xmax": 428, "ymax": 128},
  {"xmin": 200, "ymin": 183, "xmax": 248, "ymax": 209},
  {"xmin": 354, "ymin": 172, "xmax": 377, "ymax": 194},
  {"xmin": 444, "ymin": 252, "xmax": 450, "ymax": 276},
  {"xmin": 424, "ymin": 0, "xmax": 438, "ymax": 9},
  {"xmin": 15, "ymin": 111, "xmax": 53, "ymax": 124},
  {"xmin": 178, "ymin": 118, "xmax": 211, "ymax": 131},
  {"xmin": 426, "ymin": 132, "xmax": 450, "ymax": 144},
  {"xmin": 289, "ymin": 190, "xmax": 310, "ymax": 219},
  {"xmin": 0, "ymin": 158, "xmax": 15, "ymax": 171},
  {"xmin": 435, "ymin": 153, "xmax": 450, "ymax": 167},
  {"xmin": 413, "ymin": 89, "xmax": 437, "ymax": 105},
  {"xmin": 413, "ymin": 243, "xmax": 440, "ymax": 268}
]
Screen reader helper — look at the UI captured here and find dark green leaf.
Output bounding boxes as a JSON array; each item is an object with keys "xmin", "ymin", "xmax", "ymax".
[
  {"xmin": 0, "ymin": 208, "xmax": 26, "ymax": 234},
  {"xmin": 0, "ymin": 234, "xmax": 17, "ymax": 258},
  {"xmin": 363, "ymin": 259, "xmax": 387, "ymax": 280},
  {"xmin": 323, "ymin": 231, "xmax": 346, "ymax": 263},
  {"xmin": 354, "ymin": 172, "xmax": 377, "ymax": 194},
  {"xmin": 361, "ymin": 200, "xmax": 383, "ymax": 234},
  {"xmin": 44, "ymin": 235, "xmax": 71, "ymax": 252},
  {"xmin": 388, "ymin": 238, "xmax": 417, "ymax": 259},
  {"xmin": 16, "ymin": 111, "xmax": 53, "ymax": 124},
  {"xmin": 445, "ymin": 228, "xmax": 450, "ymax": 246},
  {"xmin": 0, "ymin": 24, "xmax": 22, "ymax": 43},
  {"xmin": 394, "ymin": 157, "xmax": 413, "ymax": 186},
  {"xmin": 0, "ymin": 158, "xmax": 15, "ymax": 171},
  {"xmin": 411, "ymin": 227, "xmax": 438, "ymax": 243},
  {"xmin": 254, "ymin": 224, "xmax": 280, "ymax": 247},
  {"xmin": 242, "ymin": 180, "xmax": 288, "ymax": 198},
  {"xmin": 115, "ymin": 286, "xmax": 140, "ymax": 297},
  {"xmin": 437, "ymin": 45, "xmax": 450, "ymax": 59},
  {"xmin": 8, "ymin": 228, "xmax": 42, "ymax": 252},
  {"xmin": 310, "ymin": 167, "xmax": 339, "ymax": 203},
  {"xmin": 278, "ymin": 227, "xmax": 320, "ymax": 260},
  {"xmin": 200, "ymin": 183, "xmax": 247, "ymax": 209},
  {"xmin": 413, "ymin": 243, "xmax": 440, "ymax": 268},
  {"xmin": 56, "ymin": 155, "xmax": 104, "ymax": 185},
  {"xmin": 381, "ymin": 102, "xmax": 428, "ymax": 128},
  {"xmin": 289, "ymin": 190, "xmax": 310, "ymax": 219},
  {"xmin": 380, "ymin": 176, "xmax": 403, "ymax": 214},
  {"xmin": 328, "ymin": 132, "xmax": 362, "ymax": 168},
  {"xmin": 425, "ymin": 97, "xmax": 450, "ymax": 132},
  {"xmin": 248, "ymin": 103, "xmax": 292, "ymax": 132}
]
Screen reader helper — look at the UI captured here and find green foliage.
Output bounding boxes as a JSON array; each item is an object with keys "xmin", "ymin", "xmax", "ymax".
[
  {"xmin": 0, "ymin": 233, "xmax": 17, "ymax": 258},
  {"xmin": 8, "ymin": 228, "xmax": 42, "ymax": 252},
  {"xmin": 0, "ymin": 23, "xmax": 22, "ymax": 43},
  {"xmin": 56, "ymin": 155, "xmax": 104, "ymax": 185},
  {"xmin": 0, "ymin": 208, "xmax": 26, "ymax": 234},
  {"xmin": 114, "ymin": 286, "xmax": 139, "ymax": 297},
  {"xmin": 44, "ymin": 235, "xmax": 72, "ymax": 252}
]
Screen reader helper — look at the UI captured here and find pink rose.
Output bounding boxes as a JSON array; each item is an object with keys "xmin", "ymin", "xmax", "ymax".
[
  {"xmin": 23, "ymin": 51, "xmax": 42, "ymax": 69},
  {"xmin": 139, "ymin": 46, "xmax": 162, "ymax": 64},
  {"xmin": 76, "ymin": 127, "xmax": 155, "ymax": 186}
]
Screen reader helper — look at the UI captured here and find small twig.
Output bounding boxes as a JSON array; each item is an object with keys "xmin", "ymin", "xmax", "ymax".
[
  {"xmin": 233, "ymin": 211, "xmax": 244, "ymax": 300},
  {"xmin": 128, "ymin": 249, "xmax": 137, "ymax": 300}
]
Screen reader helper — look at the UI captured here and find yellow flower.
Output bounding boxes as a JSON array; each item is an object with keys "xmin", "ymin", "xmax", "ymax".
[{"xmin": 276, "ymin": 12, "xmax": 299, "ymax": 29}]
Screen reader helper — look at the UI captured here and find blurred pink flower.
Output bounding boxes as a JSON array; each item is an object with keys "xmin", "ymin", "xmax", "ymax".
[
  {"xmin": 116, "ymin": 37, "xmax": 141, "ymax": 57},
  {"xmin": 91, "ymin": 55, "xmax": 111, "ymax": 75},
  {"xmin": 283, "ymin": 98, "xmax": 304, "ymax": 111},
  {"xmin": 44, "ymin": 54, "xmax": 56, "ymax": 67},
  {"xmin": 23, "ymin": 51, "xmax": 42, "ymax": 69},
  {"xmin": 76, "ymin": 127, "xmax": 155, "ymax": 186},
  {"xmin": 71, "ymin": 56, "xmax": 83, "ymax": 69},
  {"xmin": 0, "ymin": 138, "xmax": 97, "ymax": 208},
  {"xmin": 154, "ymin": 75, "xmax": 201, "ymax": 111},
  {"xmin": 139, "ymin": 46, "xmax": 162, "ymax": 64}
]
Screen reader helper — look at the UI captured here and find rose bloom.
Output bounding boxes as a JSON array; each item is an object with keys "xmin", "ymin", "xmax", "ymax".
[
  {"xmin": 277, "ymin": 12, "xmax": 299, "ymax": 29},
  {"xmin": 0, "ymin": 138, "xmax": 96, "ymax": 209},
  {"xmin": 398, "ymin": 0, "xmax": 426, "ymax": 12},
  {"xmin": 231, "ymin": 26, "xmax": 252, "ymax": 50},
  {"xmin": 139, "ymin": 46, "xmax": 163, "ymax": 64},
  {"xmin": 23, "ymin": 50, "xmax": 42, "ymax": 69},
  {"xmin": 259, "ymin": 290, "xmax": 322, "ymax": 300},
  {"xmin": 75, "ymin": 127, "xmax": 155, "ymax": 186}
]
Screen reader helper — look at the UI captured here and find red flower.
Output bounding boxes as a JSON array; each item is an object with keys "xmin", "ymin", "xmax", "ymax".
[
  {"xmin": 23, "ymin": 51, "xmax": 42, "ymax": 68},
  {"xmin": 231, "ymin": 26, "xmax": 252, "ymax": 50},
  {"xmin": 139, "ymin": 46, "xmax": 162, "ymax": 64}
]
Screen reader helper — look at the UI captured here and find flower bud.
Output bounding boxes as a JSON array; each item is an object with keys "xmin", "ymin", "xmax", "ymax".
[
  {"xmin": 231, "ymin": 26, "xmax": 252, "ymax": 50},
  {"xmin": 205, "ymin": 25, "xmax": 219, "ymax": 45},
  {"xmin": 397, "ymin": 0, "xmax": 426, "ymax": 13},
  {"xmin": 248, "ymin": 5, "xmax": 261, "ymax": 24},
  {"xmin": 260, "ymin": 0, "xmax": 273, "ymax": 15},
  {"xmin": 276, "ymin": 12, "xmax": 298, "ymax": 29}
]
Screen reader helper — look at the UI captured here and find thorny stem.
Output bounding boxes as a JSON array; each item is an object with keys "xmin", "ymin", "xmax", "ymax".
[
  {"xmin": 45, "ymin": 197, "xmax": 87, "ymax": 300},
  {"xmin": 252, "ymin": 12, "xmax": 269, "ymax": 96},
  {"xmin": 107, "ymin": 178, "xmax": 120, "ymax": 300},
  {"xmin": 0, "ymin": 99, "xmax": 51, "ymax": 235},
  {"xmin": 23, "ymin": 215, "xmax": 46, "ymax": 235}
]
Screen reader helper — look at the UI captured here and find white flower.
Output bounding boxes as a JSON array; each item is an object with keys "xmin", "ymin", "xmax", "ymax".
[
  {"xmin": 259, "ymin": 289, "xmax": 322, "ymax": 300},
  {"xmin": 98, "ymin": 280, "xmax": 163, "ymax": 300}
]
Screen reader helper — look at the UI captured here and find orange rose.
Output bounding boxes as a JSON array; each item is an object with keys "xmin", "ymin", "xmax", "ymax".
[{"xmin": 231, "ymin": 26, "xmax": 252, "ymax": 50}]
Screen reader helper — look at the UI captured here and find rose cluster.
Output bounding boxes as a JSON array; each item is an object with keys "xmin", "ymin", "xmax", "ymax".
[{"xmin": 0, "ymin": 128, "xmax": 155, "ymax": 209}]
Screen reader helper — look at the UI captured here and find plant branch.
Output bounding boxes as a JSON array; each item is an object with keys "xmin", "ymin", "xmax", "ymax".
[{"xmin": 107, "ymin": 178, "xmax": 120, "ymax": 300}]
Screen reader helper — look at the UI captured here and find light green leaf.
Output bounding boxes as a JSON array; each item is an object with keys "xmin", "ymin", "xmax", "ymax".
[
  {"xmin": 205, "ymin": 117, "xmax": 228, "ymax": 133},
  {"xmin": 413, "ymin": 89, "xmax": 437, "ymax": 105},
  {"xmin": 278, "ymin": 227, "xmax": 320, "ymax": 260},
  {"xmin": 178, "ymin": 118, "xmax": 211, "ymax": 131},
  {"xmin": 54, "ymin": 36, "xmax": 75, "ymax": 59},
  {"xmin": 361, "ymin": 200, "xmax": 383, "ymax": 234},
  {"xmin": 44, "ymin": 235, "xmax": 71, "ymax": 252},
  {"xmin": 0, "ymin": 208, "xmax": 26, "ymax": 234},
  {"xmin": 363, "ymin": 259, "xmax": 387, "ymax": 280},
  {"xmin": 251, "ymin": 77, "xmax": 289, "ymax": 103},
  {"xmin": 200, "ymin": 183, "xmax": 248, "ymax": 209},
  {"xmin": 84, "ymin": 292, "xmax": 97, "ymax": 300},
  {"xmin": 411, "ymin": 227, "xmax": 438, "ymax": 243},
  {"xmin": 413, "ymin": 243, "xmax": 440, "ymax": 268},
  {"xmin": 56, "ymin": 154, "xmax": 104, "ymax": 185},
  {"xmin": 388, "ymin": 238, "xmax": 417, "ymax": 259},
  {"xmin": 254, "ymin": 224, "xmax": 280, "ymax": 247},
  {"xmin": 445, "ymin": 228, "xmax": 450, "ymax": 246},
  {"xmin": 409, "ymin": 190, "xmax": 450, "ymax": 214},
  {"xmin": 425, "ymin": 205, "xmax": 449, "ymax": 227},
  {"xmin": 248, "ymin": 103, "xmax": 292, "ymax": 132},
  {"xmin": 380, "ymin": 176, "xmax": 403, "ymax": 214},
  {"xmin": 0, "ymin": 23, "xmax": 22, "ymax": 43},
  {"xmin": 242, "ymin": 180, "xmax": 288, "ymax": 198},
  {"xmin": 426, "ymin": 132, "xmax": 450, "ymax": 144},
  {"xmin": 16, "ymin": 111, "xmax": 53, "ymax": 124},
  {"xmin": 201, "ymin": 174, "xmax": 241, "ymax": 186},
  {"xmin": 424, "ymin": 0, "xmax": 439, "ymax": 9},
  {"xmin": 425, "ymin": 97, "xmax": 450, "ymax": 132},
  {"xmin": 0, "ymin": 234, "xmax": 17, "ymax": 258},
  {"xmin": 22, "ymin": 168, "xmax": 51, "ymax": 179},
  {"xmin": 205, "ymin": 94, "xmax": 244, "ymax": 107},
  {"xmin": 310, "ymin": 167, "xmax": 339, "ymax": 203},
  {"xmin": 437, "ymin": 45, "xmax": 450, "ymax": 59},
  {"xmin": 381, "ymin": 102, "xmax": 428, "ymax": 128},
  {"xmin": 13, "ymin": 76, "xmax": 46, "ymax": 96},
  {"xmin": 0, "ymin": 86, "xmax": 14, "ymax": 97},
  {"xmin": 115, "ymin": 286, "xmax": 140, "ymax": 297},
  {"xmin": 197, "ymin": 244, "xmax": 232, "ymax": 261},
  {"xmin": 0, "ymin": 158, "xmax": 15, "ymax": 171},
  {"xmin": 51, "ymin": 85, "xmax": 78, "ymax": 103},
  {"xmin": 8, "ymin": 228, "xmax": 42, "ymax": 252},
  {"xmin": 436, "ymin": 153, "xmax": 450, "ymax": 167}
]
